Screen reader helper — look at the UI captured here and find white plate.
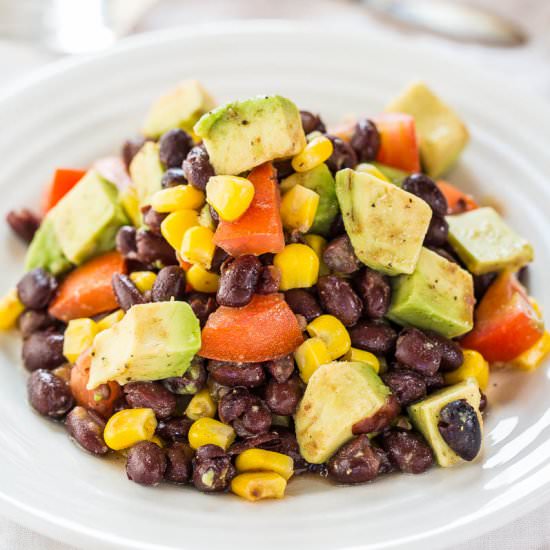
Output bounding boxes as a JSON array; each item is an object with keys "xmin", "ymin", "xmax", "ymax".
[{"xmin": 1, "ymin": 21, "xmax": 550, "ymax": 550}]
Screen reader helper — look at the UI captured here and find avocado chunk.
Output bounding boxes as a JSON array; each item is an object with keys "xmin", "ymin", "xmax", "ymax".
[
  {"xmin": 385, "ymin": 81, "xmax": 469, "ymax": 178},
  {"xmin": 129, "ymin": 141, "xmax": 164, "ymax": 210},
  {"xmin": 24, "ymin": 218, "xmax": 72, "ymax": 276},
  {"xmin": 335, "ymin": 169, "xmax": 432, "ymax": 275},
  {"xmin": 387, "ymin": 247, "xmax": 474, "ymax": 338},
  {"xmin": 371, "ymin": 162, "xmax": 409, "ymax": 186},
  {"xmin": 447, "ymin": 207, "xmax": 534, "ymax": 275},
  {"xmin": 295, "ymin": 361, "xmax": 390, "ymax": 464},
  {"xmin": 142, "ymin": 80, "xmax": 216, "ymax": 138},
  {"xmin": 87, "ymin": 301, "xmax": 201, "ymax": 389},
  {"xmin": 280, "ymin": 163, "xmax": 338, "ymax": 235},
  {"xmin": 408, "ymin": 378, "xmax": 482, "ymax": 467},
  {"xmin": 194, "ymin": 95, "xmax": 306, "ymax": 176}
]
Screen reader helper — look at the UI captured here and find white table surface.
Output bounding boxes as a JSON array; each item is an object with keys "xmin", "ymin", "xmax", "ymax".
[{"xmin": 1, "ymin": 1, "xmax": 549, "ymax": 548}]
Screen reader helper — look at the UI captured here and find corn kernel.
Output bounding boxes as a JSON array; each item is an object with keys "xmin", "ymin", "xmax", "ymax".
[
  {"xmin": 151, "ymin": 185, "xmax": 205, "ymax": 213},
  {"xmin": 198, "ymin": 203, "xmax": 216, "ymax": 231},
  {"xmin": 294, "ymin": 337, "xmax": 331, "ymax": 383},
  {"xmin": 161, "ymin": 209, "xmax": 199, "ymax": 251},
  {"xmin": 529, "ymin": 297, "xmax": 543, "ymax": 319},
  {"xmin": 291, "ymin": 136, "xmax": 334, "ymax": 173},
  {"xmin": 356, "ymin": 163, "xmax": 390, "ymax": 182},
  {"xmin": 206, "ymin": 175, "xmax": 255, "ymax": 222},
  {"xmin": 129, "ymin": 271, "xmax": 157, "ymax": 293},
  {"xmin": 120, "ymin": 185, "xmax": 142, "ymax": 227},
  {"xmin": 280, "ymin": 185, "xmax": 319, "ymax": 233},
  {"xmin": 186, "ymin": 264, "xmax": 219, "ymax": 294},
  {"xmin": 511, "ymin": 331, "xmax": 550, "ymax": 372},
  {"xmin": 63, "ymin": 318, "xmax": 99, "ymax": 363},
  {"xmin": 236, "ymin": 448, "xmax": 294, "ymax": 480},
  {"xmin": 343, "ymin": 347, "xmax": 380, "ymax": 373},
  {"xmin": 52, "ymin": 364, "xmax": 72, "ymax": 383},
  {"xmin": 180, "ymin": 226, "xmax": 216, "ymax": 269},
  {"xmin": 306, "ymin": 315, "xmax": 351, "ymax": 360},
  {"xmin": 188, "ymin": 417, "xmax": 236, "ymax": 450},
  {"xmin": 444, "ymin": 349, "xmax": 489, "ymax": 390},
  {"xmin": 103, "ymin": 408, "xmax": 157, "ymax": 451},
  {"xmin": 231, "ymin": 472, "xmax": 287, "ymax": 502},
  {"xmin": 0, "ymin": 288, "xmax": 25, "ymax": 330},
  {"xmin": 274, "ymin": 243, "xmax": 319, "ymax": 291},
  {"xmin": 304, "ymin": 234, "xmax": 330, "ymax": 276},
  {"xmin": 96, "ymin": 309, "xmax": 125, "ymax": 332},
  {"xmin": 150, "ymin": 435, "xmax": 164, "ymax": 448},
  {"xmin": 185, "ymin": 388, "xmax": 217, "ymax": 420}
]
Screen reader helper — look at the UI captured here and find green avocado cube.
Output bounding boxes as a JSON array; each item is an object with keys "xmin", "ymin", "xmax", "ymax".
[
  {"xmin": 335, "ymin": 169, "xmax": 432, "ymax": 275},
  {"xmin": 370, "ymin": 162, "xmax": 409, "ymax": 186},
  {"xmin": 129, "ymin": 141, "xmax": 164, "ymax": 209},
  {"xmin": 388, "ymin": 247, "xmax": 474, "ymax": 338},
  {"xmin": 194, "ymin": 95, "xmax": 306, "ymax": 175},
  {"xmin": 24, "ymin": 218, "xmax": 72, "ymax": 275},
  {"xmin": 386, "ymin": 81, "xmax": 469, "ymax": 178},
  {"xmin": 408, "ymin": 378, "xmax": 482, "ymax": 467},
  {"xmin": 295, "ymin": 361, "xmax": 390, "ymax": 464},
  {"xmin": 88, "ymin": 301, "xmax": 201, "ymax": 389},
  {"xmin": 447, "ymin": 207, "xmax": 534, "ymax": 275},
  {"xmin": 142, "ymin": 80, "xmax": 216, "ymax": 138},
  {"xmin": 280, "ymin": 163, "xmax": 338, "ymax": 236}
]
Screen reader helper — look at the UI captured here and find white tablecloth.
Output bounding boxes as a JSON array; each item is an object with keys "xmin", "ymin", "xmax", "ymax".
[{"xmin": 1, "ymin": 1, "xmax": 550, "ymax": 548}]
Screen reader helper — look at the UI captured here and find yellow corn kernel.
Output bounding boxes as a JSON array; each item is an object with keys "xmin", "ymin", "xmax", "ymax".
[
  {"xmin": 280, "ymin": 185, "xmax": 320, "ymax": 233},
  {"xmin": 129, "ymin": 271, "xmax": 157, "ymax": 293},
  {"xmin": 151, "ymin": 185, "xmax": 205, "ymax": 213},
  {"xmin": 235, "ymin": 449, "xmax": 294, "ymax": 480},
  {"xmin": 180, "ymin": 226, "xmax": 216, "ymax": 269},
  {"xmin": 356, "ymin": 163, "xmax": 390, "ymax": 182},
  {"xmin": 52, "ymin": 364, "xmax": 72, "ymax": 383},
  {"xmin": 161, "ymin": 209, "xmax": 199, "ymax": 251},
  {"xmin": 344, "ymin": 347, "xmax": 380, "ymax": 373},
  {"xmin": 231, "ymin": 472, "xmax": 287, "ymax": 502},
  {"xmin": 306, "ymin": 314, "xmax": 351, "ymax": 360},
  {"xmin": 512, "ymin": 331, "xmax": 550, "ymax": 372},
  {"xmin": 206, "ymin": 175, "xmax": 255, "ymax": 222},
  {"xmin": 150, "ymin": 435, "xmax": 164, "ymax": 448},
  {"xmin": 186, "ymin": 264, "xmax": 220, "ymax": 294},
  {"xmin": 304, "ymin": 234, "xmax": 330, "ymax": 276},
  {"xmin": 185, "ymin": 388, "xmax": 217, "ymax": 420},
  {"xmin": 529, "ymin": 297, "xmax": 543, "ymax": 319},
  {"xmin": 96, "ymin": 309, "xmax": 125, "ymax": 332},
  {"xmin": 120, "ymin": 185, "xmax": 142, "ymax": 227},
  {"xmin": 63, "ymin": 318, "xmax": 99, "ymax": 363},
  {"xmin": 291, "ymin": 136, "xmax": 334, "ymax": 173},
  {"xmin": 103, "ymin": 408, "xmax": 157, "ymax": 451},
  {"xmin": 0, "ymin": 288, "xmax": 25, "ymax": 330},
  {"xmin": 188, "ymin": 417, "xmax": 236, "ymax": 450},
  {"xmin": 294, "ymin": 337, "xmax": 331, "ymax": 383},
  {"xmin": 274, "ymin": 243, "xmax": 319, "ymax": 291},
  {"xmin": 444, "ymin": 349, "xmax": 489, "ymax": 390},
  {"xmin": 198, "ymin": 203, "xmax": 216, "ymax": 231}
]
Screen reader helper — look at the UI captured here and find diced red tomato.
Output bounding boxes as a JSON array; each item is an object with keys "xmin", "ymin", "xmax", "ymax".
[
  {"xmin": 200, "ymin": 294, "xmax": 304, "ymax": 362},
  {"xmin": 213, "ymin": 162, "xmax": 285, "ymax": 256},
  {"xmin": 437, "ymin": 180, "xmax": 478, "ymax": 215},
  {"xmin": 42, "ymin": 168, "xmax": 86, "ymax": 213},
  {"xmin": 372, "ymin": 113, "xmax": 420, "ymax": 173},
  {"xmin": 461, "ymin": 271, "xmax": 543, "ymax": 363}
]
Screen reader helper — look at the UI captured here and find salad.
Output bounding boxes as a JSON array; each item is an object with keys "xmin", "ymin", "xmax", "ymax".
[{"xmin": 2, "ymin": 79, "xmax": 548, "ymax": 501}]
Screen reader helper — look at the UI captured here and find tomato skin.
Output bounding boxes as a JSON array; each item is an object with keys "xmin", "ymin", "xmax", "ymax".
[
  {"xmin": 373, "ymin": 113, "xmax": 420, "ymax": 173},
  {"xmin": 42, "ymin": 168, "xmax": 86, "ymax": 213},
  {"xmin": 437, "ymin": 180, "xmax": 478, "ymax": 215},
  {"xmin": 461, "ymin": 271, "xmax": 543, "ymax": 362},
  {"xmin": 200, "ymin": 294, "xmax": 304, "ymax": 363}
]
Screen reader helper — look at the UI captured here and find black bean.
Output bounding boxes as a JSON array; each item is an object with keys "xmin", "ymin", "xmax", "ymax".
[
  {"xmin": 286, "ymin": 229, "xmax": 306, "ymax": 245},
  {"xmin": 300, "ymin": 111, "xmax": 326, "ymax": 134},
  {"xmin": 381, "ymin": 369, "xmax": 427, "ymax": 406},
  {"xmin": 207, "ymin": 376, "xmax": 231, "ymax": 402},
  {"xmin": 123, "ymin": 382, "xmax": 177, "ymax": 419},
  {"xmin": 163, "ymin": 358, "xmax": 206, "ymax": 395},
  {"xmin": 65, "ymin": 406, "xmax": 108, "ymax": 455},
  {"xmin": 126, "ymin": 441, "xmax": 167, "ymax": 486},
  {"xmin": 6, "ymin": 209, "xmax": 41, "ymax": 243},
  {"xmin": 142, "ymin": 206, "xmax": 167, "ymax": 235},
  {"xmin": 284, "ymin": 289, "xmax": 322, "ymax": 322},
  {"xmin": 218, "ymin": 388, "xmax": 252, "ymax": 424},
  {"xmin": 192, "ymin": 445, "xmax": 235, "ymax": 492},
  {"xmin": 518, "ymin": 265, "xmax": 530, "ymax": 289},
  {"xmin": 159, "ymin": 129, "xmax": 194, "ymax": 168},
  {"xmin": 112, "ymin": 274, "xmax": 145, "ymax": 311},
  {"xmin": 136, "ymin": 229, "xmax": 177, "ymax": 266},
  {"xmin": 116, "ymin": 226, "xmax": 139, "ymax": 261},
  {"xmin": 479, "ymin": 391, "xmax": 488, "ymax": 412},
  {"xmin": 328, "ymin": 214, "xmax": 345, "ymax": 238},
  {"xmin": 264, "ymin": 375, "xmax": 303, "ymax": 416},
  {"xmin": 350, "ymin": 118, "xmax": 380, "ymax": 162},
  {"xmin": 156, "ymin": 417, "xmax": 193, "ymax": 442},
  {"xmin": 257, "ymin": 428, "xmax": 307, "ymax": 473},
  {"xmin": 424, "ymin": 215, "xmax": 449, "ymax": 247},
  {"xmin": 327, "ymin": 434, "xmax": 384, "ymax": 483},
  {"xmin": 209, "ymin": 205, "xmax": 220, "ymax": 225},
  {"xmin": 27, "ymin": 370, "xmax": 74, "ymax": 418},
  {"xmin": 424, "ymin": 372, "xmax": 445, "ymax": 391},
  {"xmin": 474, "ymin": 272, "xmax": 498, "ymax": 301},
  {"xmin": 427, "ymin": 331, "xmax": 463, "ymax": 372},
  {"xmin": 18, "ymin": 310, "xmax": 57, "ymax": 339},
  {"xmin": 428, "ymin": 246, "xmax": 459, "ymax": 264},
  {"xmin": 325, "ymin": 135, "xmax": 357, "ymax": 174},
  {"xmin": 161, "ymin": 167, "xmax": 187, "ymax": 188},
  {"xmin": 151, "ymin": 266, "xmax": 186, "ymax": 302},
  {"xmin": 402, "ymin": 173, "xmax": 447, "ymax": 216},
  {"xmin": 22, "ymin": 330, "xmax": 65, "ymax": 371},
  {"xmin": 233, "ymin": 398, "xmax": 272, "ymax": 438},
  {"xmin": 182, "ymin": 145, "xmax": 214, "ymax": 191},
  {"xmin": 395, "ymin": 327, "xmax": 442, "ymax": 376},
  {"xmin": 381, "ymin": 429, "xmax": 434, "ymax": 474},
  {"xmin": 265, "ymin": 355, "xmax": 295, "ymax": 383},
  {"xmin": 438, "ymin": 399, "xmax": 482, "ymax": 461},
  {"xmin": 352, "ymin": 395, "xmax": 400, "ymax": 434},
  {"xmin": 273, "ymin": 159, "xmax": 295, "ymax": 181},
  {"xmin": 323, "ymin": 235, "xmax": 361, "ymax": 274},
  {"xmin": 256, "ymin": 265, "xmax": 281, "ymax": 294},
  {"xmin": 228, "ymin": 432, "xmax": 281, "ymax": 455},
  {"xmin": 354, "ymin": 268, "xmax": 391, "ymax": 319},
  {"xmin": 207, "ymin": 360, "xmax": 265, "ymax": 388},
  {"xmin": 16, "ymin": 268, "xmax": 58, "ymax": 310},
  {"xmin": 210, "ymin": 247, "xmax": 229, "ymax": 274},
  {"xmin": 317, "ymin": 275, "xmax": 362, "ymax": 327},
  {"xmin": 349, "ymin": 320, "xmax": 397, "ymax": 355},
  {"xmin": 186, "ymin": 292, "xmax": 217, "ymax": 326},
  {"xmin": 165, "ymin": 442, "xmax": 194, "ymax": 484},
  {"xmin": 122, "ymin": 136, "xmax": 146, "ymax": 169},
  {"xmin": 216, "ymin": 255, "xmax": 262, "ymax": 307}
]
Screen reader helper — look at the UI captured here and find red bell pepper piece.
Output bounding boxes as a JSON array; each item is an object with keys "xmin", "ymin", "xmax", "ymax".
[
  {"xmin": 42, "ymin": 168, "xmax": 86, "ymax": 213},
  {"xmin": 437, "ymin": 180, "xmax": 478, "ymax": 215}
]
